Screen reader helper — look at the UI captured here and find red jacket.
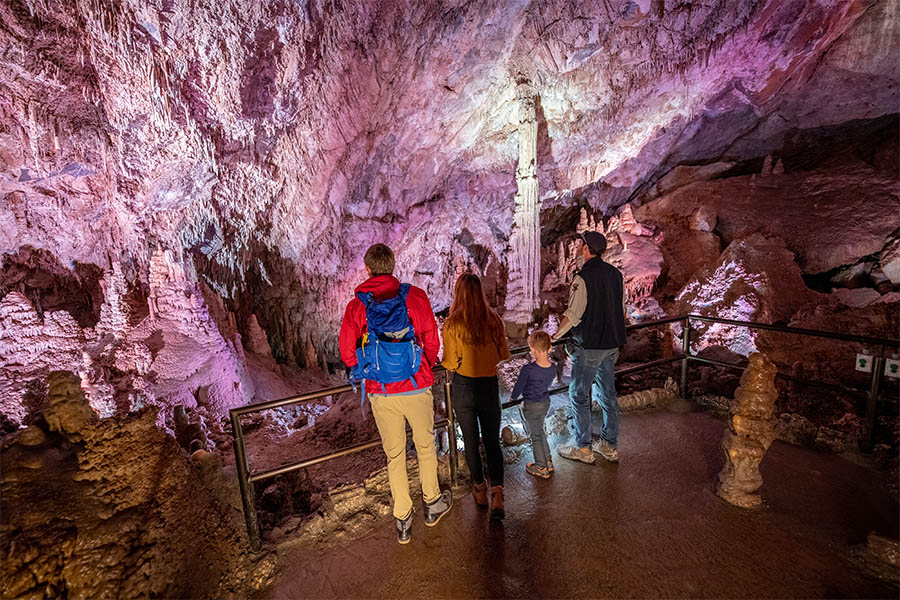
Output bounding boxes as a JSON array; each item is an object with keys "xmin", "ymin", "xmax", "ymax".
[{"xmin": 339, "ymin": 275, "xmax": 439, "ymax": 393}]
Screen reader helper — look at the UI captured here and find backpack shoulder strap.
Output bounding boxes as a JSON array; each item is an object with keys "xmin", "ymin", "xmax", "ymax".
[
  {"xmin": 355, "ymin": 291, "xmax": 374, "ymax": 306},
  {"xmin": 397, "ymin": 283, "xmax": 411, "ymax": 301}
]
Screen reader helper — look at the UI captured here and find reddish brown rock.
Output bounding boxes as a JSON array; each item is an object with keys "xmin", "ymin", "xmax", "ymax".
[
  {"xmin": 636, "ymin": 165, "xmax": 899, "ymax": 274},
  {"xmin": 756, "ymin": 301, "xmax": 899, "ymax": 388},
  {"xmin": 655, "ymin": 226, "xmax": 722, "ymax": 299}
]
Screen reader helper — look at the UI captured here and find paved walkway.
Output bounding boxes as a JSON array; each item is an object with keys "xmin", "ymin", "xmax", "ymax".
[{"xmin": 264, "ymin": 403, "xmax": 898, "ymax": 599}]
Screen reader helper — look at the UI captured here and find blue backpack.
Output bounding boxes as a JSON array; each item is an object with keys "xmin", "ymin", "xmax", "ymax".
[{"xmin": 350, "ymin": 284, "xmax": 424, "ymax": 410}]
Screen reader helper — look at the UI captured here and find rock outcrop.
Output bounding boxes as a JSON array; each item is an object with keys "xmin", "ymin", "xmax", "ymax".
[
  {"xmin": 674, "ymin": 234, "xmax": 820, "ymax": 355},
  {"xmin": 0, "ymin": 371, "xmax": 264, "ymax": 599},
  {"xmin": 636, "ymin": 165, "xmax": 900, "ymax": 275}
]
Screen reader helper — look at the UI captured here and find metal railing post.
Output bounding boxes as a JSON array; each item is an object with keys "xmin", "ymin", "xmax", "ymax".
[
  {"xmin": 861, "ymin": 355, "xmax": 884, "ymax": 453},
  {"xmin": 680, "ymin": 317, "xmax": 691, "ymax": 398},
  {"xmin": 444, "ymin": 371, "xmax": 458, "ymax": 487},
  {"xmin": 230, "ymin": 410, "xmax": 261, "ymax": 552}
]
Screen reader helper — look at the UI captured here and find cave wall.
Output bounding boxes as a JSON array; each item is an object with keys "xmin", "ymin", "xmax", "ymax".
[
  {"xmin": 0, "ymin": 0, "xmax": 897, "ymax": 421},
  {"xmin": 2, "ymin": 0, "xmax": 895, "ymax": 350},
  {"xmin": 0, "ymin": 3, "xmax": 897, "ymax": 595}
]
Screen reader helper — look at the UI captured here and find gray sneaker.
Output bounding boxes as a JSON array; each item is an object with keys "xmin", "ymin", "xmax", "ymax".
[
  {"xmin": 592, "ymin": 439, "xmax": 619, "ymax": 463},
  {"xmin": 424, "ymin": 490, "xmax": 453, "ymax": 527},
  {"xmin": 557, "ymin": 444, "xmax": 596, "ymax": 464},
  {"xmin": 396, "ymin": 508, "xmax": 414, "ymax": 544}
]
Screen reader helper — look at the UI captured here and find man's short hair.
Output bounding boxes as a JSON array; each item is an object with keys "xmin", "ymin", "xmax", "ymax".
[
  {"xmin": 364, "ymin": 244, "xmax": 395, "ymax": 275},
  {"xmin": 528, "ymin": 330, "xmax": 552, "ymax": 352}
]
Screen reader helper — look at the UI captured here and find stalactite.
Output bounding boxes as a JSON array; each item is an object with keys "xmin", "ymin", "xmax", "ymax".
[{"xmin": 504, "ymin": 76, "xmax": 541, "ymax": 323}]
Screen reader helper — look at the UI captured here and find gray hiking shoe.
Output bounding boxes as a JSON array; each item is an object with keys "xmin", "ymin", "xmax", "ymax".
[
  {"xmin": 396, "ymin": 509, "xmax": 413, "ymax": 544},
  {"xmin": 592, "ymin": 439, "xmax": 619, "ymax": 463},
  {"xmin": 424, "ymin": 490, "xmax": 453, "ymax": 527},
  {"xmin": 557, "ymin": 444, "xmax": 596, "ymax": 464}
]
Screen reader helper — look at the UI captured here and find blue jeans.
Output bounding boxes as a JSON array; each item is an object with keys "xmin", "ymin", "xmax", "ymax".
[{"xmin": 568, "ymin": 345, "xmax": 619, "ymax": 449}]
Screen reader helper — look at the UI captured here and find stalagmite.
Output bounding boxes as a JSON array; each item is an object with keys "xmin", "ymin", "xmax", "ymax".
[
  {"xmin": 716, "ymin": 353, "xmax": 778, "ymax": 509},
  {"xmin": 504, "ymin": 76, "xmax": 540, "ymax": 324}
]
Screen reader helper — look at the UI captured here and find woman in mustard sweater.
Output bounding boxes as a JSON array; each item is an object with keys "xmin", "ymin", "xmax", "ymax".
[{"xmin": 442, "ymin": 273, "xmax": 511, "ymax": 519}]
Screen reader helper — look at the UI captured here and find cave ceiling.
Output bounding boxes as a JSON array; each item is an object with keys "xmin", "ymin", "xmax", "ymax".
[{"xmin": 0, "ymin": 0, "xmax": 897, "ymax": 297}]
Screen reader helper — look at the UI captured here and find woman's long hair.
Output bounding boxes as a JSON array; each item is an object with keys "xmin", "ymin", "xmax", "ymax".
[{"xmin": 445, "ymin": 273, "xmax": 504, "ymax": 346}]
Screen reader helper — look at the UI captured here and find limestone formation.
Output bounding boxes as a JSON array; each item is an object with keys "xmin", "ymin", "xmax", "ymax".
[
  {"xmin": 576, "ymin": 207, "xmax": 603, "ymax": 235},
  {"xmin": 716, "ymin": 353, "xmax": 778, "ymax": 509},
  {"xmin": 611, "ymin": 377, "xmax": 680, "ymax": 412},
  {"xmin": 636, "ymin": 165, "xmax": 900, "ymax": 275},
  {"xmin": 505, "ymin": 77, "xmax": 541, "ymax": 323},
  {"xmin": 674, "ymin": 234, "xmax": 820, "ymax": 355},
  {"xmin": 0, "ymin": 371, "xmax": 262, "ymax": 598}
]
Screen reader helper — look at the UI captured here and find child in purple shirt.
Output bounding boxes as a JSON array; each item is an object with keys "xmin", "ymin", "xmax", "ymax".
[{"xmin": 510, "ymin": 331, "xmax": 557, "ymax": 478}]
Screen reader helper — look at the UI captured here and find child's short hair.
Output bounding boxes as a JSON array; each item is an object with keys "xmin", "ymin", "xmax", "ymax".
[{"xmin": 528, "ymin": 330, "xmax": 551, "ymax": 352}]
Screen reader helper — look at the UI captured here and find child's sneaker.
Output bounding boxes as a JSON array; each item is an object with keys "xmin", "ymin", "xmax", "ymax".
[
  {"xmin": 526, "ymin": 462, "xmax": 551, "ymax": 479},
  {"xmin": 546, "ymin": 459, "xmax": 554, "ymax": 473}
]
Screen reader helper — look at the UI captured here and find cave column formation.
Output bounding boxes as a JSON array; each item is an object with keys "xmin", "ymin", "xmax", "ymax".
[{"xmin": 504, "ymin": 77, "xmax": 540, "ymax": 325}]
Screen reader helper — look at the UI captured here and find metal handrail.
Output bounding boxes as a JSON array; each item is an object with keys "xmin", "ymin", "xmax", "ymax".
[
  {"xmin": 229, "ymin": 313, "xmax": 898, "ymax": 551},
  {"xmin": 688, "ymin": 314, "xmax": 900, "ymax": 347},
  {"xmin": 688, "ymin": 355, "xmax": 872, "ymax": 398},
  {"xmin": 231, "ymin": 315, "xmax": 688, "ymax": 419}
]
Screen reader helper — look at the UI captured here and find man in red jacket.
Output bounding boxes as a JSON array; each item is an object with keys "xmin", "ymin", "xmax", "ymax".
[{"xmin": 339, "ymin": 243, "xmax": 452, "ymax": 544}]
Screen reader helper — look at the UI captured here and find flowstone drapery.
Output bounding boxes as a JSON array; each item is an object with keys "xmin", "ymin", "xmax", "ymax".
[
  {"xmin": 716, "ymin": 352, "xmax": 778, "ymax": 509},
  {"xmin": 504, "ymin": 77, "xmax": 540, "ymax": 324}
]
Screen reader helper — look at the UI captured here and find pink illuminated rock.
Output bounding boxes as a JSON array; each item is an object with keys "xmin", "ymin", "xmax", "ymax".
[
  {"xmin": 0, "ymin": 0, "xmax": 896, "ymax": 430},
  {"xmin": 0, "ymin": 0, "xmax": 890, "ymax": 355},
  {"xmin": 674, "ymin": 235, "xmax": 820, "ymax": 355},
  {"xmin": 0, "ymin": 292, "xmax": 85, "ymax": 422}
]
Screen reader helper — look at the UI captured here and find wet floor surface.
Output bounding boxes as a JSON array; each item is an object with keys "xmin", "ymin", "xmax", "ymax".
[{"xmin": 264, "ymin": 404, "xmax": 899, "ymax": 599}]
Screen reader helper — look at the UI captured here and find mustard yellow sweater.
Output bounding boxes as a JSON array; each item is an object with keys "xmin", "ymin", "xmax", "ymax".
[{"xmin": 441, "ymin": 322, "xmax": 511, "ymax": 378}]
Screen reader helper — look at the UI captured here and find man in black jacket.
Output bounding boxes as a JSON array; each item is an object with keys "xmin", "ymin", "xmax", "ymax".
[{"xmin": 551, "ymin": 231, "xmax": 626, "ymax": 464}]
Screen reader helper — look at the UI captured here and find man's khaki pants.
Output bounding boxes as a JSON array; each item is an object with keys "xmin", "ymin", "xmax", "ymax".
[{"xmin": 369, "ymin": 388, "xmax": 441, "ymax": 519}]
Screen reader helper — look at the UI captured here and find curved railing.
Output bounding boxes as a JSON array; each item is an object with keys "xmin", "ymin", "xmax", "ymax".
[{"xmin": 229, "ymin": 315, "xmax": 898, "ymax": 550}]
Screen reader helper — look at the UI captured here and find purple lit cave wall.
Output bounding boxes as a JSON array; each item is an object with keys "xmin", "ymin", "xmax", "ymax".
[{"xmin": 0, "ymin": 0, "xmax": 898, "ymax": 597}]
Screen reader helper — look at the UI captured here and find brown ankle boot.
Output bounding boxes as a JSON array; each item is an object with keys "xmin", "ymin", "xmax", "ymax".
[
  {"xmin": 489, "ymin": 485, "xmax": 505, "ymax": 520},
  {"xmin": 472, "ymin": 482, "xmax": 488, "ymax": 509}
]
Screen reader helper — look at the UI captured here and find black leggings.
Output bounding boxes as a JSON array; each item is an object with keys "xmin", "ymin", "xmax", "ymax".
[{"xmin": 451, "ymin": 373, "xmax": 503, "ymax": 487}]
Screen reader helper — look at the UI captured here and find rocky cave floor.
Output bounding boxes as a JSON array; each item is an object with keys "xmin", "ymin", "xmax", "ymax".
[
  {"xmin": 2, "ymin": 359, "xmax": 898, "ymax": 599},
  {"xmin": 257, "ymin": 400, "xmax": 900, "ymax": 600},
  {"xmin": 230, "ymin": 357, "xmax": 900, "ymax": 540},
  {"xmin": 223, "ymin": 363, "xmax": 900, "ymax": 596}
]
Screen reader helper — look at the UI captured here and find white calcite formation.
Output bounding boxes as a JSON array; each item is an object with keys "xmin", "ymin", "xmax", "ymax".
[
  {"xmin": 0, "ymin": 246, "xmax": 296, "ymax": 425},
  {"xmin": 505, "ymin": 77, "xmax": 541, "ymax": 323},
  {"xmin": 0, "ymin": 292, "xmax": 85, "ymax": 421}
]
